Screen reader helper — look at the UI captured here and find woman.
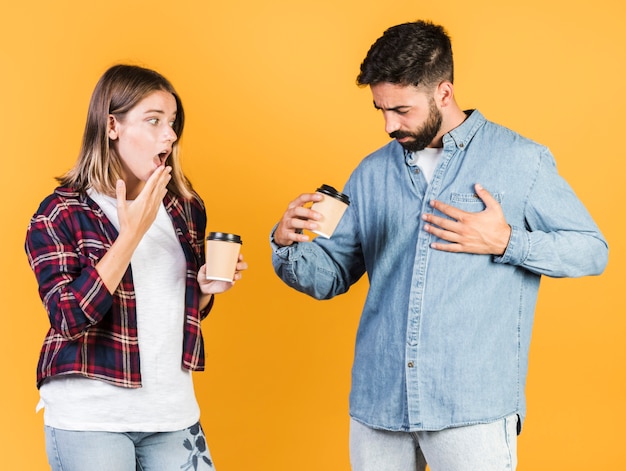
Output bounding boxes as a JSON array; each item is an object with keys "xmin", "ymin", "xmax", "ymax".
[{"xmin": 25, "ymin": 64, "xmax": 246, "ymax": 470}]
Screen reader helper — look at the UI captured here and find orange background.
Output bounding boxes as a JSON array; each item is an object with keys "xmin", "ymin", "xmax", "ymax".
[{"xmin": 1, "ymin": 1, "xmax": 624, "ymax": 469}]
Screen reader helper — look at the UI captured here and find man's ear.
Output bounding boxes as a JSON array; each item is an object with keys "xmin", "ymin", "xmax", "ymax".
[
  {"xmin": 108, "ymin": 115, "xmax": 119, "ymax": 140},
  {"xmin": 436, "ymin": 81, "xmax": 454, "ymax": 107}
]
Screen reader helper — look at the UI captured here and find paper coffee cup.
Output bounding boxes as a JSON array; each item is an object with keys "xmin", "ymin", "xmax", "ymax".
[
  {"xmin": 310, "ymin": 184, "xmax": 350, "ymax": 238},
  {"xmin": 205, "ymin": 232, "xmax": 243, "ymax": 281}
]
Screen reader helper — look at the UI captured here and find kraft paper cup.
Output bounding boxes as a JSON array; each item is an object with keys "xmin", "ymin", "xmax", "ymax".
[
  {"xmin": 205, "ymin": 232, "xmax": 242, "ymax": 281},
  {"xmin": 310, "ymin": 184, "xmax": 350, "ymax": 239}
]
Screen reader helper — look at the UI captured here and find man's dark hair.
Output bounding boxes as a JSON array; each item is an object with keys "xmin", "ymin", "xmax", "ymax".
[{"xmin": 357, "ymin": 20, "xmax": 454, "ymax": 89}]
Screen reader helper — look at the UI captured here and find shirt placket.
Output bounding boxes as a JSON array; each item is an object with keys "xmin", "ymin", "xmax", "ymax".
[{"xmin": 404, "ymin": 143, "xmax": 459, "ymax": 428}]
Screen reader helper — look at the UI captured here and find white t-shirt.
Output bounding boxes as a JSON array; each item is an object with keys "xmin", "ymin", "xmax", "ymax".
[
  {"xmin": 408, "ymin": 147, "xmax": 444, "ymax": 184},
  {"xmin": 37, "ymin": 190, "xmax": 200, "ymax": 432}
]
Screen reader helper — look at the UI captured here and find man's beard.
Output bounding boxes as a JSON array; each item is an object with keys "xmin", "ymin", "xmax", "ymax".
[{"xmin": 390, "ymin": 99, "xmax": 442, "ymax": 152}]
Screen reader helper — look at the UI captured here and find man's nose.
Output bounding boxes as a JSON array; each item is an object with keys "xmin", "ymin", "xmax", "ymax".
[{"xmin": 384, "ymin": 114, "xmax": 401, "ymax": 135}]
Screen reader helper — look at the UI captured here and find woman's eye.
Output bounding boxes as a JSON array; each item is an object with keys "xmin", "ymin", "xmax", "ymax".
[
  {"xmin": 169, "ymin": 120, "xmax": 175, "ymax": 127},
  {"xmin": 148, "ymin": 118, "xmax": 159, "ymax": 125}
]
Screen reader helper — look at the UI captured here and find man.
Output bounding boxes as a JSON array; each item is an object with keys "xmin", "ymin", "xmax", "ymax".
[{"xmin": 270, "ymin": 20, "xmax": 607, "ymax": 471}]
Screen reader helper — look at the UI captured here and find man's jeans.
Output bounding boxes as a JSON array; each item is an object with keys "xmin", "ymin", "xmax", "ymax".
[
  {"xmin": 44, "ymin": 422, "xmax": 215, "ymax": 471},
  {"xmin": 350, "ymin": 414, "xmax": 518, "ymax": 471}
]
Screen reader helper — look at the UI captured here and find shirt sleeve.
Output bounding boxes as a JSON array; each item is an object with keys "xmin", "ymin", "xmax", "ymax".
[
  {"xmin": 25, "ymin": 197, "xmax": 113, "ymax": 340},
  {"xmin": 494, "ymin": 148, "xmax": 608, "ymax": 277},
  {"xmin": 270, "ymin": 205, "xmax": 366, "ymax": 300}
]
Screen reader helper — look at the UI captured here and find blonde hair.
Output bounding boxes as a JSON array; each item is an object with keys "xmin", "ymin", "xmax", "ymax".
[{"xmin": 59, "ymin": 64, "xmax": 196, "ymax": 199}]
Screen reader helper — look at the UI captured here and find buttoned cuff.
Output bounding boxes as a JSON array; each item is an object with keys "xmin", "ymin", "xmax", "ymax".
[{"xmin": 493, "ymin": 224, "xmax": 530, "ymax": 266}]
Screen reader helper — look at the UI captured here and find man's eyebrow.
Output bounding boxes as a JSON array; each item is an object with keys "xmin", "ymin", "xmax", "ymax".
[{"xmin": 372, "ymin": 101, "xmax": 411, "ymax": 111}]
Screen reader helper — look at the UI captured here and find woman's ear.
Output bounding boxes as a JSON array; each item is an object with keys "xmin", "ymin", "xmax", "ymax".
[{"xmin": 108, "ymin": 115, "xmax": 119, "ymax": 140}]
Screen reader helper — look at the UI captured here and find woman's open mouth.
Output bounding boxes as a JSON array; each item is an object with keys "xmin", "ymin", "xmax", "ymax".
[{"xmin": 157, "ymin": 151, "xmax": 170, "ymax": 166}]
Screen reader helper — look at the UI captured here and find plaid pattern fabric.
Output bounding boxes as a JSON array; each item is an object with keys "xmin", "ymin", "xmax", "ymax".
[{"xmin": 25, "ymin": 186, "xmax": 210, "ymax": 389}]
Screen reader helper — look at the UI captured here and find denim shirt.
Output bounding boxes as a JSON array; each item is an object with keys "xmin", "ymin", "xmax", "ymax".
[{"xmin": 271, "ymin": 110, "xmax": 608, "ymax": 432}]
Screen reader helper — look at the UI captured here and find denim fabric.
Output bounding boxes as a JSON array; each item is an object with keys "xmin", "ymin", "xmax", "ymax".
[
  {"xmin": 44, "ymin": 422, "xmax": 215, "ymax": 471},
  {"xmin": 271, "ymin": 110, "xmax": 608, "ymax": 432},
  {"xmin": 349, "ymin": 415, "xmax": 518, "ymax": 471}
]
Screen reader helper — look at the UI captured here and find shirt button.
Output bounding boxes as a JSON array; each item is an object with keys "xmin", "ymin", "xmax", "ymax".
[{"xmin": 407, "ymin": 361, "xmax": 414, "ymax": 368}]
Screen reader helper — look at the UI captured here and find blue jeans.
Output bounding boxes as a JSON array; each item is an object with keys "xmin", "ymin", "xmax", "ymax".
[
  {"xmin": 44, "ymin": 422, "xmax": 215, "ymax": 471},
  {"xmin": 350, "ymin": 414, "xmax": 518, "ymax": 471}
]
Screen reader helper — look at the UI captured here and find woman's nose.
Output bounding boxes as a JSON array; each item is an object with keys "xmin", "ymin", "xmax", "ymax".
[{"xmin": 165, "ymin": 126, "xmax": 178, "ymax": 142}]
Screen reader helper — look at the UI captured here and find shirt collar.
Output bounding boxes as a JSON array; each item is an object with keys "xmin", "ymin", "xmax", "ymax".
[{"xmin": 443, "ymin": 109, "xmax": 486, "ymax": 150}]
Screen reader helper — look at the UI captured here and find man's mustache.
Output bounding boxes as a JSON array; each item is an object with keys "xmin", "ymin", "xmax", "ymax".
[{"xmin": 389, "ymin": 131, "xmax": 413, "ymax": 139}]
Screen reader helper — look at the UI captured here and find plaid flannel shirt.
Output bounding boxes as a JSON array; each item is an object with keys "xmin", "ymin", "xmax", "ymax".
[{"xmin": 25, "ymin": 186, "xmax": 211, "ymax": 389}]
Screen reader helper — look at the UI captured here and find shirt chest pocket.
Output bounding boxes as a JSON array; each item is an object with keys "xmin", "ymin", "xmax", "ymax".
[{"xmin": 449, "ymin": 192, "xmax": 503, "ymax": 212}]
